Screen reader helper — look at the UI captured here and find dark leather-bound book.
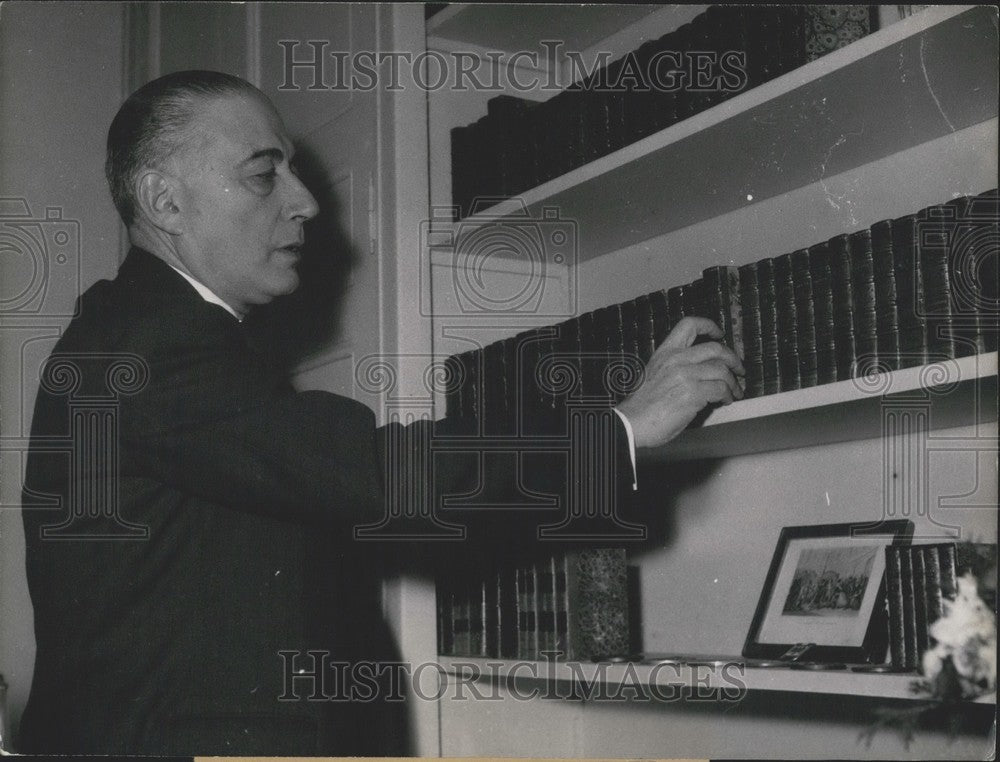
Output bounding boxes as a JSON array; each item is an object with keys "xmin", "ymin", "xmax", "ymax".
[
  {"xmin": 889, "ymin": 214, "xmax": 929, "ymax": 368},
  {"xmin": 916, "ymin": 202, "xmax": 959, "ymax": 360},
  {"xmin": 649, "ymin": 289, "xmax": 671, "ymax": 349},
  {"xmin": 436, "ymin": 575, "xmax": 456, "ymax": 656},
  {"xmin": 807, "ymin": 241, "xmax": 838, "ymax": 384},
  {"xmin": 450, "ymin": 123, "xmax": 476, "ymax": 220},
  {"xmin": 619, "ymin": 297, "xmax": 642, "ymax": 374},
  {"xmin": 739, "ymin": 261, "xmax": 764, "ymax": 398},
  {"xmin": 667, "ymin": 284, "xmax": 686, "ymax": 328},
  {"xmin": 703, "ymin": 265, "xmax": 744, "ymax": 361},
  {"xmin": 647, "ymin": 28, "xmax": 681, "ymax": 133},
  {"xmin": 486, "ymin": 95, "xmax": 536, "ymax": 199},
  {"xmin": 633, "ymin": 293, "xmax": 656, "ymax": 365},
  {"xmin": 790, "ymin": 249, "xmax": 818, "ymax": 388},
  {"xmin": 756, "ymin": 258, "xmax": 781, "ymax": 395},
  {"xmin": 498, "ymin": 566, "xmax": 520, "ymax": 659},
  {"xmin": 945, "ymin": 192, "xmax": 998, "ymax": 355},
  {"xmin": 685, "ymin": 9, "xmax": 722, "ymax": 117},
  {"xmin": 827, "ymin": 233, "xmax": 858, "ymax": 380},
  {"xmin": 911, "ymin": 548, "xmax": 929, "ymax": 660},
  {"xmin": 537, "ymin": 556, "xmax": 557, "ymax": 654},
  {"xmin": 623, "ymin": 38, "xmax": 662, "ymax": 143},
  {"xmin": 848, "ymin": 229, "xmax": 879, "ymax": 373},
  {"xmin": 899, "ymin": 549, "xmax": 919, "ymax": 671},
  {"xmin": 884, "ymin": 546, "xmax": 908, "ymax": 670},
  {"xmin": 871, "ymin": 220, "xmax": 902, "ymax": 371},
  {"xmin": 773, "ymin": 254, "xmax": 801, "ymax": 391},
  {"xmin": 775, "ymin": 5, "xmax": 809, "ymax": 76}
]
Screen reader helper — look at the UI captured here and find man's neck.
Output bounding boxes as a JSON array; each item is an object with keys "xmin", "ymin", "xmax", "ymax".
[{"xmin": 129, "ymin": 228, "xmax": 244, "ymax": 320}]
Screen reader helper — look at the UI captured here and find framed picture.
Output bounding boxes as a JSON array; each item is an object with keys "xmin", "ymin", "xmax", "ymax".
[{"xmin": 743, "ymin": 520, "xmax": 913, "ymax": 663}]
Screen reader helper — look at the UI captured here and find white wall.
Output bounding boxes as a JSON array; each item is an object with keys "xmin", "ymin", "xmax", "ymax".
[{"xmin": 0, "ymin": 1, "xmax": 126, "ymax": 744}]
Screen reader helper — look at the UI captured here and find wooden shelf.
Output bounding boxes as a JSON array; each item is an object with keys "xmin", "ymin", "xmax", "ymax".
[
  {"xmin": 437, "ymin": 656, "xmax": 997, "ymax": 705},
  {"xmin": 452, "ymin": 5, "xmax": 997, "ymax": 263},
  {"xmin": 653, "ymin": 352, "xmax": 998, "ymax": 461}
]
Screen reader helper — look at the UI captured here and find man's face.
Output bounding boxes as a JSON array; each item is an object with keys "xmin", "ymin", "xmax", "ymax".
[{"xmin": 169, "ymin": 93, "xmax": 318, "ymax": 315}]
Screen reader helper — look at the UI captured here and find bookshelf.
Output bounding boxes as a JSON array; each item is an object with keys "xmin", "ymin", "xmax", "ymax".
[
  {"xmin": 436, "ymin": 655, "xmax": 997, "ymax": 705},
  {"xmin": 445, "ymin": 5, "xmax": 997, "ymax": 263},
  {"xmin": 425, "ymin": 3, "xmax": 997, "ymax": 758},
  {"xmin": 656, "ymin": 352, "xmax": 999, "ymax": 460}
]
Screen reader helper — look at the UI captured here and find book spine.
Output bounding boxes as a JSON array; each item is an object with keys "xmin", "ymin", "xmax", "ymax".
[
  {"xmin": 537, "ymin": 556, "xmax": 557, "ymax": 655},
  {"xmin": 790, "ymin": 248, "xmax": 818, "ymax": 388},
  {"xmin": 666, "ymin": 284, "xmax": 686, "ymax": 328},
  {"xmin": 499, "ymin": 565, "xmax": 519, "ymax": 659},
  {"xmin": 450, "ymin": 124, "xmax": 475, "ymax": 220},
  {"xmin": 555, "ymin": 554, "xmax": 570, "ymax": 657},
  {"xmin": 485, "ymin": 568, "xmax": 500, "ymax": 658},
  {"xmin": 899, "ymin": 549, "xmax": 918, "ymax": 671},
  {"xmin": 911, "ymin": 547, "xmax": 929, "ymax": 661},
  {"xmin": 633, "ymin": 293, "xmax": 656, "ymax": 365},
  {"xmin": 469, "ymin": 578, "xmax": 485, "ymax": 657},
  {"xmin": 739, "ymin": 261, "xmax": 763, "ymax": 398},
  {"xmin": 938, "ymin": 543, "xmax": 958, "ymax": 601},
  {"xmin": 773, "ymin": 254, "xmax": 801, "ymax": 391},
  {"xmin": 827, "ymin": 234, "xmax": 858, "ymax": 380},
  {"xmin": 649, "ymin": 289, "xmax": 671, "ymax": 348},
  {"xmin": 437, "ymin": 574, "xmax": 455, "ymax": 656},
  {"xmin": 884, "ymin": 546, "xmax": 907, "ymax": 670},
  {"xmin": 756, "ymin": 258, "xmax": 781, "ymax": 395},
  {"xmin": 871, "ymin": 220, "xmax": 903, "ymax": 371},
  {"xmin": 703, "ymin": 265, "xmax": 743, "ymax": 359},
  {"xmin": 565, "ymin": 548, "xmax": 630, "ymax": 661},
  {"xmin": 922, "ymin": 545, "xmax": 944, "ymax": 635},
  {"xmin": 890, "ymin": 214, "xmax": 929, "ymax": 368},
  {"xmin": 918, "ymin": 203, "xmax": 958, "ymax": 360},
  {"xmin": 849, "ymin": 229, "xmax": 879, "ymax": 373},
  {"xmin": 453, "ymin": 578, "xmax": 471, "ymax": 656},
  {"xmin": 807, "ymin": 242, "xmax": 838, "ymax": 385}
]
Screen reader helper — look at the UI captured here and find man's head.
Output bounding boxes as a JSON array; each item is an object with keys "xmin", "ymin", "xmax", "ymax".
[{"xmin": 106, "ymin": 70, "xmax": 318, "ymax": 315}]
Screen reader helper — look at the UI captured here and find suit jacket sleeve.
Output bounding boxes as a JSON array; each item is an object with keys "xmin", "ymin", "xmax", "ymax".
[{"xmin": 118, "ymin": 302, "xmax": 635, "ymax": 543}]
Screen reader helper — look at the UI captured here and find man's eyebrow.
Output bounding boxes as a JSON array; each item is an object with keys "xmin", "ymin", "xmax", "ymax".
[{"xmin": 240, "ymin": 147, "xmax": 285, "ymax": 166}]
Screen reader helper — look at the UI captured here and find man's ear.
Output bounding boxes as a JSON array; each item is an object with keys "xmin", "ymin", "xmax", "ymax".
[{"xmin": 135, "ymin": 170, "xmax": 184, "ymax": 234}]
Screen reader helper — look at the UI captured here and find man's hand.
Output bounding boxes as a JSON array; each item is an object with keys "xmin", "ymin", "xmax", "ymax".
[{"xmin": 616, "ymin": 317, "xmax": 745, "ymax": 449}]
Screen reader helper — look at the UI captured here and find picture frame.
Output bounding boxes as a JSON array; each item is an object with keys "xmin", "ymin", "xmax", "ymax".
[{"xmin": 743, "ymin": 520, "xmax": 914, "ymax": 664}]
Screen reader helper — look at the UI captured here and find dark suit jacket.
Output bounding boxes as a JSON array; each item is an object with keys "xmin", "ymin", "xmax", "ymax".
[{"xmin": 19, "ymin": 247, "xmax": 635, "ymax": 755}]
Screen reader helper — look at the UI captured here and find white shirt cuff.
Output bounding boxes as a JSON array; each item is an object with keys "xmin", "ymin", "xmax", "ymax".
[{"xmin": 611, "ymin": 407, "xmax": 638, "ymax": 491}]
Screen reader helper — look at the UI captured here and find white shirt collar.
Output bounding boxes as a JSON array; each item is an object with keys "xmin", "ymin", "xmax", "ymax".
[{"xmin": 167, "ymin": 264, "xmax": 243, "ymax": 321}]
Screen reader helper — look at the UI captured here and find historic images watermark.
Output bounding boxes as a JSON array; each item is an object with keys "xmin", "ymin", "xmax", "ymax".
[
  {"xmin": 278, "ymin": 651, "xmax": 749, "ymax": 704},
  {"xmin": 277, "ymin": 41, "xmax": 749, "ymax": 95}
]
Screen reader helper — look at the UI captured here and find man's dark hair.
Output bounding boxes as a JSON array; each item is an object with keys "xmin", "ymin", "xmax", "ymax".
[{"xmin": 105, "ymin": 70, "xmax": 261, "ymax": 226}]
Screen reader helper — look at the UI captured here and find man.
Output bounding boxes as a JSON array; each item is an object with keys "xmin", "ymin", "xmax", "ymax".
[{"xmin": 20, "ymin": 70, "xmax": 743, "ymax": 754}]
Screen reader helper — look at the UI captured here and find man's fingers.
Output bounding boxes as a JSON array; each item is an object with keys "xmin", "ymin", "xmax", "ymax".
[
  {"xmin": 702, "ymin": 379, "xmax": 736, "ymax": 405},
  {"xmin": 662, "ymin": 316, "xmax": 723, "ymax": 351},
  {"xmin": 691, "ymin": 361, "xmax": 743, "ymax": 400},
  {"xmin": 671, "ymin": 341, "xmax": 745, "ymax": 375}
]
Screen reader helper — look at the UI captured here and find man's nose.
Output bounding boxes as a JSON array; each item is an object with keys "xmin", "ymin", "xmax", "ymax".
[{"xmin": 286, "ymin": 173, "xmax": 319, "ymax": 221}]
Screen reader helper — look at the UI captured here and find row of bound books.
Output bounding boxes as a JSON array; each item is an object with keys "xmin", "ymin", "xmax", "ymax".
[
  {"xmin": 444, "ymin": 189, "xmax": 998, "ymax": 424},
  {"xmin": 884, "ymin": 543, "xmax": 997, "ymax": 671},
  {"xmin": 451, "ymin": 5, "xmax": 875, "ymax": 220},
  {"xmin": 437, "ymin": 548, "xmax": 630, "ymax": 661}
]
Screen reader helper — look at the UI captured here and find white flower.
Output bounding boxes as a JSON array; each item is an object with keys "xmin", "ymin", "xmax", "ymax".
[{"xmin": 921, "ymin": 573, "xmax": 996, "ymax": 697}]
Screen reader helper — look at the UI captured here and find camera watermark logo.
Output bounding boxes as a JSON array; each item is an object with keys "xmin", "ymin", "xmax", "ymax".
[
  {"xmin": 420, "ymin": 201, "xmax": 578, "ymax": 319},
  {"xmin": 0, "ymin": 198, "xmax": 81, "ymax": 318}
]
